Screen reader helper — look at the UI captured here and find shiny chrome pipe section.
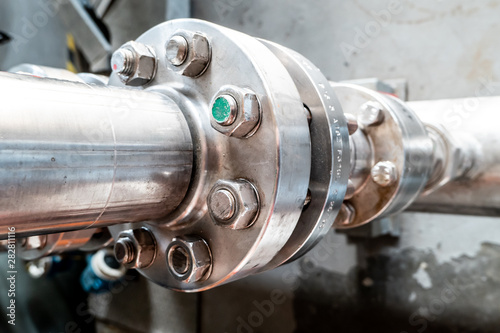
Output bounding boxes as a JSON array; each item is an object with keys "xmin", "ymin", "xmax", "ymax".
[
  {"xmin": 409, "ymin": 97, "xmax": 496, "ymax": 216},
  {"xmin": 0, "ymin": 72, "xmax": 193, "ymax": 238}
]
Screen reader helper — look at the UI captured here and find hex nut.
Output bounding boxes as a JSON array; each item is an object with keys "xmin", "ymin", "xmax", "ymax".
[
  {"xmin": 358, "ymin": 101, "xmax": 385, "ymax": 128},
  {"xmin": 114, "ymin": 237, "xmax": 135, "ymax": 265},
  {"xmin": 334, "ymin": 203, "xmax": 356, "ymax": 227},
  {"xmin": 114, "ymin": 228, "xmax": 156, "ymax": 269},
  {"xmin": 22, "ymin": 235, "xmax": 47, "ymax": 250},
  {"xmin": 208, "ymin": 179, "xmax": 260, "ymax": 229},
  {"xmin": 111, "ymin": 41, "xmax": 157, "ymax": 86},
  {"xmin": 210, "ymin": 86, "xmax": 261, "ymax": 138},
  {"xmin": 371, "ymin": 161, "xmax": 398, "ymax": 187},
  {"xmin": 167, "ymin": 30, "xmax": 211, "ymax": 77},
  {"xmin": 166, "ymin": 236, "xmax": 212, "ymax": 283}
]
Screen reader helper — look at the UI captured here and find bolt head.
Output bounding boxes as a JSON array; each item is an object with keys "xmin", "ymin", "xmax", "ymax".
[
  {"xmin": 166, "ymin": 236, "xmax": 212, "ymax": 283},
  {"xmin": 208, "ymin": 179, "xmax": 260, "ymax": 229},
  {"xmin": 371, "ymin": 161, "xmax": 398, "ymax": 187},
  {"xmin": 112, "ymin": 41, "xmax": 157, "ymax": 86},
  {"xmin": 166, "ymin": 35, "xmax": 189, "ymax": 66},
  {"xmin": 22, "ymin": 235, "xmax": 47, "ymax": 250},
  {"xmin": 114, "ymin": 228, "xmax": 156, "ymax": 269},
  {"xmin": 335, "ymin": 203, "xmax": 356, "ymax": 227},
  {"xmin": 211, "ymin": 94, "xmax": 238, "ymax": 126},
  {"xmin": 208, "ymin": 188, "xmax": 236, "ymax": 221},
  {"xmin": 166, "ymin": 31, "xmax": 211, "ymax": 77},
  {"xmin": 111, "ymin": 48, "xmax": 134, "ymax": 76},
  {"xmin": 210, "ymin": 86, "xmax": 261, "ymax": 138},
  {"xmin": 358, "ymin": 101, "xmax": 384, "ymax": 127},
  {"xmin": 114, "ymin": 237, "xmax": 135, "ymax": 265}
]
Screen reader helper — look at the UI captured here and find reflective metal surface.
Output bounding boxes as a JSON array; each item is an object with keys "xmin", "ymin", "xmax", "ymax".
[
  {"xmin": 108, "ymin": 19, "xmax": 312, "ymax": 291},
  {"xmin": 0, "ymin": 72, "xmax": 193, "ymax": 238},
  {"xmin": 332, "ymin": 83, "xmax": 433, "ymax": 228},
  {"xmin": 6, "ymin": 17, "xmax": 500, "ymax": 295},
  {"xmin": 19, "ymin": 229, "xmax": 96, "ymax": 260},
  {"xmin": 256, "ymin": 40, "xmax": 350, "ymax": 265},
  {"xmin": 409, "ymin": 97, "xmax": 498, "ymax": 215}
]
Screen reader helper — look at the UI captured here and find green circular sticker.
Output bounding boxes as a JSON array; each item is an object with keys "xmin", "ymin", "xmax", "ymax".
[{"xmin": 212, "ymin": 97, "xmax": 232, "ymax": 123}]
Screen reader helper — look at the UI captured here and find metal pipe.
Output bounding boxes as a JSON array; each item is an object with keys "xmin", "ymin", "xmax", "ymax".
[
  {"xmin": 408, "ymin": 96, "xmax": 499, "ymax": 216},
  {"xmin": 0, "ymin": 72, "xmax": 193, "ymax": 238}
]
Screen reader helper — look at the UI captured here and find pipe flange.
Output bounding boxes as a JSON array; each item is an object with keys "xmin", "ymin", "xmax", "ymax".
[
  {"xmin": 109, "ymin": 19, "xmax": 311, "ymax": 291},
  {"xmin": 331, "ymin": 84, "xmax": 433, "ymax": 228},
  {"xmin": 256, "ymin": 40, "xmax": 350, "ymax": 266}
]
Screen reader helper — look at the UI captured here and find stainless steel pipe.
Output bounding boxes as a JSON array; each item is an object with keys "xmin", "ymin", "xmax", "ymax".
[
  {"xmin": 0, "ymin": 72, "xmax": 193, "ymax": 238},
  {"xmin": 409, "ymin": 96, "xmax": 500, "ymax": 216}
]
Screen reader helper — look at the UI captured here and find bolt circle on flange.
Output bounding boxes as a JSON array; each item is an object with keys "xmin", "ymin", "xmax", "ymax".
[
  {"xmin": 166, "ymin": 236, "xmax": 212, "ymax": 283},
  {"xmin": 210, "ymin": 86, "xmax": 261, "ymax": 138},
  {"xmin": 371, "ymin": 161, "xmax": 398, "ymax": 187},
  {"xmin": 332, "ymin": 83, "xmax": 433, "ymax": 229},
  {"xmin": 208, "ymin": 179, "xmax": 260, "ymax": 229},
  {"xmin": 165, "ymin": 35, "xmax": 189, "ymax": 66},
  {"xmin": 108, "ymin": 19, "xmax": 313, "ymax": 292}
]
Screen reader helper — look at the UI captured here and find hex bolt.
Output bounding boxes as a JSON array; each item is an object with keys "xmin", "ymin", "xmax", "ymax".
[
  {"xmin": 208, "ymin": 179, "xmax": 260, "ymax": 229},
  {"xmin": 166, "ymin": 35, "xmax": 189, "ymax": 66},
  {"xmin": 113, "ymin": 228, "xmax": 157, "ymax": 269},
  {"xmin": 345, "ymin": 113, "xmax": 358, "ymax": 135},
  {"xmin": 114, "ymin": 237, "xmax": 136, "ymax": 265},
  {"xmin": 20, "ymin": 235, "xmax": 48, "ymax": 251},
  {"xmin": 210, "ymin": 86, "xmax": 261, "ymax": 138},
  {"xmin": 166, "ymin": 236, "xmax": 212, "ymax": 283},
  {"xmin": 208, "ymin": 188, "xmax": 236, "ymax": 221},
  {"xmin": 166, "ymin": 31, "xmax": 211, "ymax": 77},
  {"xmin": 371, "ymin": 161, "xmax": 398, "ymax": 187},
  {"xmin": 358, "ymin": 101, "xmax": 385, "ymax": 127},
  {"xmin": 110, "ymin": 41, "xmax": 157, "ymax": 86},
  {"xmin": 211, "ymin": 94, "xmax": 238, "ymax": 126},
  {"xmin": 111, "ymin": 48, "xmax": 136, "ymax": 76},
  {"xmin": 335, "ymin": 203, "xmax": 355, "ymax": 227}
]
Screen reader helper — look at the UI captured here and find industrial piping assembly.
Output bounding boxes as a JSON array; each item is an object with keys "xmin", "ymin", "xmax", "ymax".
[{"xmin": 1, "ymin": 19, "xmax": 495, "ymax": 292}]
